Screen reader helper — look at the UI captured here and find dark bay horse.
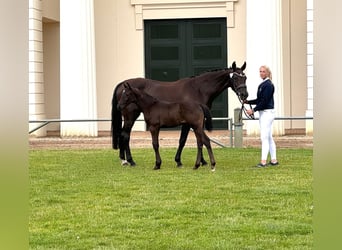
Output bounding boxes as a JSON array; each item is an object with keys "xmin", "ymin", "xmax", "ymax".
[
  {"xmin": 112, "ymin": 61, "xmax": 248, "ymax": 166},
  {"xmin": 118, "ymin": 82, "xmax": 216, "ymax": 171}
]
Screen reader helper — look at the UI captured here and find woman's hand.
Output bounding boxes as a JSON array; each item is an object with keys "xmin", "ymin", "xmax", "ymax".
[{"xmin": 246, "ymin": 109, "xmax": 254, "ymax": 115}]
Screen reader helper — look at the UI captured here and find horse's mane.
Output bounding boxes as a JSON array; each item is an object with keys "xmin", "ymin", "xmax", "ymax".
[
  {"xmin": 133, "ymin": 87, "xmax": 159, "ymax": 105},
  {"xmin": 190, "ymin": 67, "xmax": 232, "ymax": 78}
]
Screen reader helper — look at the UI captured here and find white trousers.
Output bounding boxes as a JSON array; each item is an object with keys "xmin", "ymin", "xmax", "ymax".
[{"xmin": 259, "ymin": 109, "xmax": 277, "ymax": 161}]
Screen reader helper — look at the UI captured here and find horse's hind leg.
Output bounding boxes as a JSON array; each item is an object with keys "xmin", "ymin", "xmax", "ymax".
[
  {"xmin": 174, "ymin": 124, "xmax": 189, "ymax": 167},
  {"xmin": 192, "ymin": 129, "xmax": 204, "ymax": 170},
  {"xmin": 203, "ymin": 132, "xmax": 216, "ymax": 171},
  {"xmin": 175, "ymin": 124, "xmax": 207, "ymax": 167},
  {"xmin": 194, "ymin": 145, "xmax": 203, "ymax": 170},
  {"xmin": 200, "ymin": 151, "xmax": 208, "ymax": 166}
]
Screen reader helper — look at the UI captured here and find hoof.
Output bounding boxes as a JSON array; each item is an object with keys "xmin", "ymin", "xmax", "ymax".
[
  {"xmin": 193, "ymin": 165, "xmax": 200, "ymax": 170},
  {"xmin": 153, "ymin": 166, "xmax": 161, "ymax": 170},
  {"xmin": 176, "ymin": 162, "xmax": 183, "ymax": 168},
  {"xmin": 201, "ymin": 161, "xmax": 208, "ymax": 166},
  {"xmin": 128, "ymin": 160, "xmax": 136, "ymax": 166},
  {"xmin": 211, "ymin": 167, "xmax": 216, "ymax": 172},
  {"xmin": 121, "ymin": 160, "xmax": 129, "ymax": 166}
]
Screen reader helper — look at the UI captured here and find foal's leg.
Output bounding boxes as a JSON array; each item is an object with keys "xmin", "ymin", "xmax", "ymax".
[
  {"xmin": 192, "ymin": 128, "xmax": 204, "ymax": 170},
  {"xmin": 175, "ymin": 124, "xmax": 207, "ymax": 167},
  {"xmin": 202, "ymin": 132, "xmax": 216, "ymax": 171},
  {"xmin": 150, "ymin": 127, "xmax": 162, "ymax": 170}
]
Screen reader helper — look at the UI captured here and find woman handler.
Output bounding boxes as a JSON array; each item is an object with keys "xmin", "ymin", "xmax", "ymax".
[{"xmin": 246, "ymin": 65, "xmax": 279, "ymax": 167}]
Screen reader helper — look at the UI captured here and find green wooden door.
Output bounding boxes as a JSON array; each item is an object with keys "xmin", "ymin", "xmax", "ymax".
[{"xmin": 145, "ymin": 18, "xmax": 228, "ymax": 129}]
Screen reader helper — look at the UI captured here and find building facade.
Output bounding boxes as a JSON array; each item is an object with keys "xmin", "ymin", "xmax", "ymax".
[{"xmin": 29, "ymin": 0, "xmax": 313, "ymax": 137}]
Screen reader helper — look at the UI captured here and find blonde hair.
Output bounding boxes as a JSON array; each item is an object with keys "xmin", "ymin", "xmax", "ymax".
[{"xmin": 260, "ymin": 65, "xmax": 272, "ymax": 80}]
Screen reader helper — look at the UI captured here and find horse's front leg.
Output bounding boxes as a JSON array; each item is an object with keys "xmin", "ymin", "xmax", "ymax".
[
  {"xmin": 121, "ymin": 117, "xmax": 138, "ymax": 166},
  {"xmin": 123, "ymin": 130, "xmax": 135, "ymax": 166},
  {"xmin": 119, "ymin": 132, "xmax": 128, "ymax": 166},
  {"xmin": 150, "ymin": 127, "xmax": 161, "ymax": 170},
  {"xmin": 175, "ymin": 124, "xmax": 207, "ymax": 167},
  {"xmin": 120, "ymin": 129, "xmax": 136, "ymax": 166}
]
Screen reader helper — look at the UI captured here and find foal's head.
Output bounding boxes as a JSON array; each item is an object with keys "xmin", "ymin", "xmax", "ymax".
[
  {"xmin": 117, "ymin": 82, "xmax": 138, "ymax": 111},
  {"xmin": 229, "ymin": 61, "xmax": 248, "ymax": 101}
]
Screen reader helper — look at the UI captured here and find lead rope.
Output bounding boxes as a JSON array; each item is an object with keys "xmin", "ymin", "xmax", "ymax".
[{"xmin": 238, "ymin": 97, "xmax": 255, "ymax": 120}]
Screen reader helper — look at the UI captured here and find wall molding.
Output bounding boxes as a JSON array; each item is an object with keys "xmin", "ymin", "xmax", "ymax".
[{"xmin": 131, "ymin": 0, "xmax": 239, "ymax": 30}]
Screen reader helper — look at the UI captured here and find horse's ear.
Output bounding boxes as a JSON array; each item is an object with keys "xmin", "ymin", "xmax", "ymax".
[
  {"xmin": 123, "ymin": 82, "xmax": 129, "ymax": 88},
  {"xmin": 232, "ymin": 61, "xmax": 236, "ymax": 71},
  {"xmin": 126, "ymin": 82, "xmax": 132, "ymax": 90},
  {"xmin": 130, "ymin": 85, "xmax": 140, "ymax": 98},
  {"xmin": 241, "ymin": 62, "xmax": 246, "ymax": 71}
]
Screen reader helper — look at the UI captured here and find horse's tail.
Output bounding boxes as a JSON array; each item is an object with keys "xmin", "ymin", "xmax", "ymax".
[
  {"xmin": 111, "ymin": 85, "xmax": 122, "ymax": 149},
  {"xmin": 201, "ymin": 105, "xmax": 213, "ymax": 132}
]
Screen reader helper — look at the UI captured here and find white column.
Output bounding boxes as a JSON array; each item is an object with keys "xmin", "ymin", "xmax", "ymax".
[
  {"xmin": 306, "ymin": 0, "xmax": 313, "ymax": 135},
  {"xmin": 246, "ymin": 0, "xmax": 285, "ymax": 136},
  {"xmin": 29, "ymin": 0, "xmax": 46, "ymax": 136},
  {"xmin": 60, "ymin": 0, "xmax": 98, "ymax": 136}
]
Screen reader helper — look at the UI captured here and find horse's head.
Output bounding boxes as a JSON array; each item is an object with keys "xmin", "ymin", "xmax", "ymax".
[
  {"xmin": 117, "ymin": 82, "xmax": 138, "ymax": 111},
  {"xmin": 229, "ymin": 61, "xmax": 248, "ymax": 101}
]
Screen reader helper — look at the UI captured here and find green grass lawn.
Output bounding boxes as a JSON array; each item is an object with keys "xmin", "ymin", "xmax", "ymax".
[{"xmin": 29, "ymin": 147, "xmax": 313, "ymax": 249}]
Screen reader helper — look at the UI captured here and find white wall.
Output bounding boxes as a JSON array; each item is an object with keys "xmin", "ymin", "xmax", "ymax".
[{"xmin": 95, "ymin": 0, "xmax": 145, "ymax": 132}]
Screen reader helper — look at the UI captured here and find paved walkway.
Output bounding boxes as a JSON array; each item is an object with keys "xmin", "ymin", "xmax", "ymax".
[{"xmin": 29, "ymin": 130, "xmax": 313, "ymax": 149}]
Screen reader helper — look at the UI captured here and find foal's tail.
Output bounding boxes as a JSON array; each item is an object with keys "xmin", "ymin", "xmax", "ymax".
[
  {"xmin": 201, "ymin": 105, "xmax": 213, "ymax": 132},
  {"xmin": 111, "ymin": 85, "xmax": 122, "ymax": 149}
]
